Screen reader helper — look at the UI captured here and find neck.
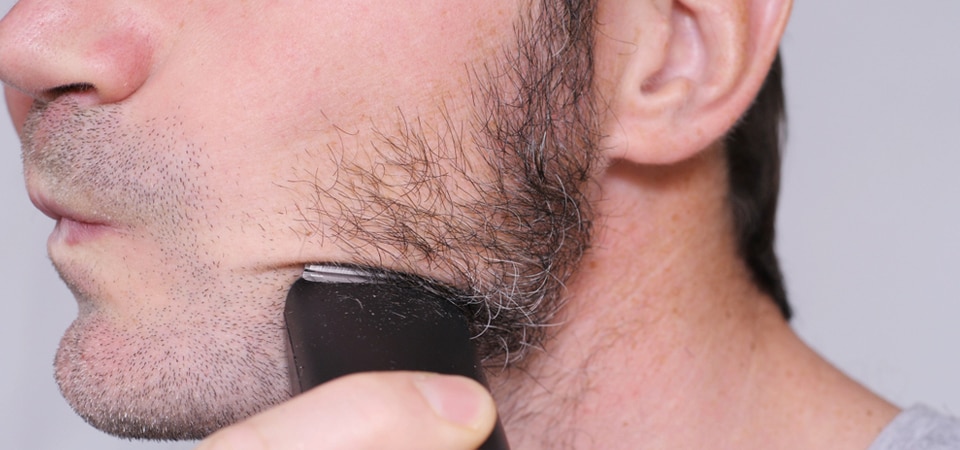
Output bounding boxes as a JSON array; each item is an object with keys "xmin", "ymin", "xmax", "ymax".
[{"xmin": 487, "ymin": 147, "xmax": 897, "ymax": 449}]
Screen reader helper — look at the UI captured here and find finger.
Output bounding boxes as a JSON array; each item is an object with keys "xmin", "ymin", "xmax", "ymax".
[{"xmin": 196, "ymin": 372, "xmax": 498, "ymax": 450}]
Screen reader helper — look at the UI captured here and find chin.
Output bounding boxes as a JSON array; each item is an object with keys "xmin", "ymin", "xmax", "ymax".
[{"xmin": 53, "ymin": 292, "xmax": 292, "ymax": 440}]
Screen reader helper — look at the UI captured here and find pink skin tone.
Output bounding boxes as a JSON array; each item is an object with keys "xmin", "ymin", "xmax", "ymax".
[{"xmin": 0, "ymin": 0, "xmax": 522, "ymax": 437}]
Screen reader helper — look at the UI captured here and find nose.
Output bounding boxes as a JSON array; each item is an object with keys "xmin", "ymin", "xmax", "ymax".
[{"xmin": 0, "ymin": 0, "xmax": 156, "ymax": 129}]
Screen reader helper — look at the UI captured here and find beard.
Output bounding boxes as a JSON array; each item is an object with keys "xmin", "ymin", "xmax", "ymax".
[
  {"xmin": 21, "ymin": 0, "xmax": 599, "ymax": 441},
  {"xmin": 299, "ymin": 2, "xmax": 600, "ymax": 365}
]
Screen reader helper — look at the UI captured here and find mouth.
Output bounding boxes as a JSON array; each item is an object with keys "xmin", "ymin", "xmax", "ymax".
[{"xmin": 28, "ymin": 190, "xmax": 114, "ymax": 245}]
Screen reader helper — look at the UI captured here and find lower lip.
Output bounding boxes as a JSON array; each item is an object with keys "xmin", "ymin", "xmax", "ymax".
[{"xmin": 52, "ymin": 218, "xmax": 111, "ymax": 246}]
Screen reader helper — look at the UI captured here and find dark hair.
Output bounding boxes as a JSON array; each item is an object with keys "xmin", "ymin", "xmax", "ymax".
[{"xmin": 724, "ymin": 52, "xmax": 791, "ymax": 319}]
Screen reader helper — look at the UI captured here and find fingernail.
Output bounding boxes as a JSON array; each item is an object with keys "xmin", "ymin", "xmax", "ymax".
[{"xmin": 415, "ymin": 374, "xmax": 490, "ymax": 429}]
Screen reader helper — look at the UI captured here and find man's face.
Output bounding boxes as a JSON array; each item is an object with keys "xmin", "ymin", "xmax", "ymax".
[{"xmin": 1, "ymin": 0, "xmax": 598, "ymax": 439}]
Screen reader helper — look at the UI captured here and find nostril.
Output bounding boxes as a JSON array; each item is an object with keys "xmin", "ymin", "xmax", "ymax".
[
  {"xmin": 0, "ymin": 1, "xmax": 157, "ymax": 110},
  {"xmin": 43, "ymin": 82, "xmax": 96, "ymax": 102}
]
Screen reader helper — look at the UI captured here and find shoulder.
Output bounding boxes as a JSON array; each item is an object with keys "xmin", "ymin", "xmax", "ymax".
[{"xmin": 869, "ymin": 405, "xmax": 960, "ymax": 450}]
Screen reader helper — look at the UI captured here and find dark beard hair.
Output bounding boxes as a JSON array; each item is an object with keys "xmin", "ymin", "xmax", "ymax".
[
  {"xmin": 294, "ymin": 0, "xmax": 600, "ymax": 366},
  {"xmin": 16, "ymin": 2, "xmax": 600, "ymax": 442}
]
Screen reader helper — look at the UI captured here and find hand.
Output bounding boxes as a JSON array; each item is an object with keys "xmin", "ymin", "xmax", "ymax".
[{"xmin": 196, "ymin": 371, "xmax": 498, "ymax": 450}]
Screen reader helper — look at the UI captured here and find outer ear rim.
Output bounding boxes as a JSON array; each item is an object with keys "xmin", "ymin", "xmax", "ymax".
[{"xmin": 599, "ymin": 0, "xmax": 793, "ymax": 166}]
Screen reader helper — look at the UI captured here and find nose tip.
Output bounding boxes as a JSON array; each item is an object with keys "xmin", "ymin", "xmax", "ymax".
[{"xmin": 0, "ymin": 0, "xmax": 155, "ymax": 108}]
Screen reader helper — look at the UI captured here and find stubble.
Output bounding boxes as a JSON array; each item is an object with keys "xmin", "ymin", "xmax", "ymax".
[{"xmin": 21, "ymin": 0, "xmax": 599, "ymax": 440}]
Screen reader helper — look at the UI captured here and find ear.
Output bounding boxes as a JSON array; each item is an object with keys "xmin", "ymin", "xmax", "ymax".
[{"xmin": 595, "ymin": 0, "xmax": 792, "ymax": 165}]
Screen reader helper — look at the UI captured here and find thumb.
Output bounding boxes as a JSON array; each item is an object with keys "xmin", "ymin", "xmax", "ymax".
[{"xmin": 196, "ymin": 372, "xmax": 498, "ymax": 450}]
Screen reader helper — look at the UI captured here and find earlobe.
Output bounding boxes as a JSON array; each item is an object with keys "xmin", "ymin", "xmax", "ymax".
[{"xmin": 597, "ymin": 0, "xmax": 792, "ymax": 165}]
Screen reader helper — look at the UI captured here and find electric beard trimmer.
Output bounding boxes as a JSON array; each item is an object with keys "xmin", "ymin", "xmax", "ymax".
[{"xmin": 284, "ymin": 264, "xmax": 510, "ymax": 450}]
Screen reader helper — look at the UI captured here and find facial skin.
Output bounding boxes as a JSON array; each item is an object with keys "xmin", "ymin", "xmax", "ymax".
[
  {"xmin": 8, "ymin": 0, "xmax": 907, "ymax": 448},
  {"xmin": 1, "ymin": 0, "xmax": 599, "ymax": 440}
]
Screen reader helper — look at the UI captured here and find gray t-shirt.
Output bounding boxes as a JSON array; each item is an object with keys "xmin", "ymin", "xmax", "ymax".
[{"xmin": 869, "ymin": 405, "xmax": 960, "ymax": 449}]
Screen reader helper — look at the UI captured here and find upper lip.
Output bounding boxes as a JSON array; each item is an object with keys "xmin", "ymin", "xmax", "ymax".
[
  {"xmin": 21, "ymin": 99, "xmax": 119, "ymax": 229},
  {"xmin": 28, "ymin": 189, "xmax": 106, "ymax": 226}
]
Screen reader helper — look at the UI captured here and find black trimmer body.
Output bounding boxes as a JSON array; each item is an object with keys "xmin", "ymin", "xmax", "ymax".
[{"xmin": 284, "ymin": 265, "xmax": 509, "ymax": 450}]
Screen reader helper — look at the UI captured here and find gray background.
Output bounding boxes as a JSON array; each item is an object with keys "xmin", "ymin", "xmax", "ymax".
[{"xmin": 1, "ymin": 1, "xmax": 958, "ymax": 448}]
